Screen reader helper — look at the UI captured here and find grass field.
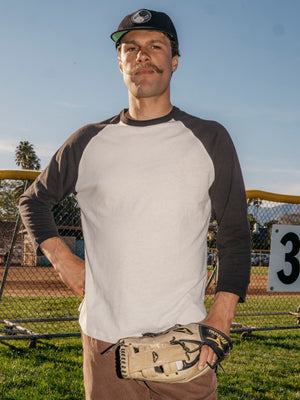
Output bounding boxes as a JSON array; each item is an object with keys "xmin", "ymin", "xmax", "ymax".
[
  {"xmin": 0, "ymin": 283, "xmax": 299, "ymax": 399},
  {"xmin": 0, "ymin": 329, "xmax": 299, "ymax": 400},
  {"xmin": 1, "ymin": 294, "xmax": 299, "ymax": 337}
]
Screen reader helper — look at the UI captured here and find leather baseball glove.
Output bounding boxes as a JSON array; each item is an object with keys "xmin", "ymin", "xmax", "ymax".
[{"xmin": 112, "ymin": 323, "xmax": 233, "ymax": 383}]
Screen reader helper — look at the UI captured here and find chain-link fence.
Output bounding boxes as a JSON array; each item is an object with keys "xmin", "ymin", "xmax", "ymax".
[
  {"xmin": 0, "ymin": 172, "xmax": 299, "ymax": 342},
  {"xmin": 229, "ymin": 191, "xmax": 300, "ymax": 334}
]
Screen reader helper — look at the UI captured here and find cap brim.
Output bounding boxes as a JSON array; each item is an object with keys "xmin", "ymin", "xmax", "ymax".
[
  {"xmin": 111, "ymin": 27, "xmax": 176, "ymax": 43},
  {"xmin": 111, "ymin": 30, "xmax": 129, "ymax": 43}
]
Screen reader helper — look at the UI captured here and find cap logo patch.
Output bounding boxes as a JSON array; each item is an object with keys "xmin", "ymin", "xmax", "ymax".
[{"xmin": 131, "ymin": 9, "xmax": 152, "ymax": 24}]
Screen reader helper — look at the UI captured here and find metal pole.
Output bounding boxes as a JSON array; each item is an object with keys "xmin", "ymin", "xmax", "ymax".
[{"xmin": 0, "ymin": 180, "xmax": 29, "ymax": 301}]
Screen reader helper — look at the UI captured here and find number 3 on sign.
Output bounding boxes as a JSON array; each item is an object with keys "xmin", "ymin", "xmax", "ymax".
[{"xmin": 268, "ymin": 225, "xmax": 300, "ymax": 292}]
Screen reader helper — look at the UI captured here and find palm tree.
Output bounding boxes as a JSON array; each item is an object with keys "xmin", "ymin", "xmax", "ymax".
[
  {"xmin": 13, "ymin": 141, "xmax": 41, "ymax": 200},
  {"xmin": 15, "ymin": 141, "xmax": 41, "ymax": 170}
]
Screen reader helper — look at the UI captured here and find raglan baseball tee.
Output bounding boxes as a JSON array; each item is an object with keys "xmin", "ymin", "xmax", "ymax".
[{"xmin": 19, "ymin": 107, "xmax": 251, "ymax": 342}]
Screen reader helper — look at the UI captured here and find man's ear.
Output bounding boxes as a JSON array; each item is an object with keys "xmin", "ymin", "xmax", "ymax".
[{"xmin": 172, "ymin": 55, "xmax": 179, "ymax": 73}]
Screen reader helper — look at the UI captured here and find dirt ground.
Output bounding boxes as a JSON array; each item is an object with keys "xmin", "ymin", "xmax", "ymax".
[
  {"xmin": 206, "ymin": 272, "xmax": 269, "ymax": 296},
  {"xmin": 0, "ymin": 266, "xmax": 74, "ymax": 297},
  {"xmin": 206, "ymin": 271, "xmax": 298, "ymax": 297},
  {"xmin": 0, "ymin": 265, "xmax": 298, "ymax": 298}
]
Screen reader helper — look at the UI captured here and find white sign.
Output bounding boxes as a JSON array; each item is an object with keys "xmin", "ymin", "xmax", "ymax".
[{"xmin": 268, "ymin": 225, "xmax": 300, "ymax": 292}]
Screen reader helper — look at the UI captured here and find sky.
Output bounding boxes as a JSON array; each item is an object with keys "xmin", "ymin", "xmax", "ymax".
[{"xmin": 0, "ymin": 0, "xmax": 299, "ymax": 195}]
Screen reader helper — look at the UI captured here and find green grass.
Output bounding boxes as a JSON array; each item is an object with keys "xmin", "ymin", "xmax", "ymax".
[
  {"xmin": 0, "ymin": 337, "xmax": 84, "ymax": 400},
  {"xmin": 1, "ymin": 293, "xmax": 299, "ymax": 399},
  {"xmin": 1, "ymin": 295, "xmax": 299, "ymax": 336},
  {"xmin": 250, "ymin": 266, "xmax": 269, "ymax": 275},
  {"xmin": 218, "ymin": 329, "xmax": 300, "ymax": 400},
  {"xmin": 0, "ymin": 296, "xmax": 82, "ymax": 320},
  {"xmin": 0, "ymin": 329, "xmax": 299, "ymax": 400},
  {"xmin": 0, "ymin": 296, "xmax": 82, "ymax": 335},
  {"xmin": 205, "ymin": 295, "xmax": 300, "ymax": 329}
]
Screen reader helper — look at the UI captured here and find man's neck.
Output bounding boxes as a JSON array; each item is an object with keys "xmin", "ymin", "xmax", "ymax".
[{"xmin": 127, "ymin": 95, "xmax": 173, "ymax": 121}]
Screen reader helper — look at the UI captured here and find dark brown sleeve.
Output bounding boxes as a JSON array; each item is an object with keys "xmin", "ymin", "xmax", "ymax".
[
  {"xmin": 208, "ymin": 127, "xmax": 251, "ymax": 302},
  {"xmin": 175, "ymin": 109, "xmax": 251, "ymax": 302}
]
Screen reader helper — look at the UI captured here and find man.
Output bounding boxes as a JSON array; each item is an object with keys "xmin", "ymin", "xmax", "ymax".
[{"xmin": 19, "ymin": 9, "xmax": 251, "ymax": 400}]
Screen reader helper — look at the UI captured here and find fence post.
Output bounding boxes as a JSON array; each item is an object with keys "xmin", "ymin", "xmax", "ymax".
[{"xmin": 0, "ymin": 180, "xmax": 29, "ymax": 301}]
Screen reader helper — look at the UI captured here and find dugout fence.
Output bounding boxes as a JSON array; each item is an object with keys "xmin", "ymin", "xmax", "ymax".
[{"xmin": 0, "ymin": 170, "xmax": 299, "ymax": 343}]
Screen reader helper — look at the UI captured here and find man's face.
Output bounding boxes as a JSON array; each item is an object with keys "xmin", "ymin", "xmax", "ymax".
[{"xmin": 118, "ymin": 30, "xmax": 178, "ymax": 99}]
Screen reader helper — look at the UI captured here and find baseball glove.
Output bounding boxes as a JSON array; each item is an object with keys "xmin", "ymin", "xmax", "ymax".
[{"xmin": 114, "ymin": 323, "xmax": 233, "ymax": 383}]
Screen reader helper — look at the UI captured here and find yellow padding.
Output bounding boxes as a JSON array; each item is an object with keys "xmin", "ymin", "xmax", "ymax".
[
  {"xmin": 1, "ymin": 170, "xmax": 299, "ymax": 204},
  {"xmin": 246, "ymin": 190, "xmax": 300, "ymax": 204},
  {"xmin": 0, "ymin": 169, "xmax": 41, "ymax": 181}
]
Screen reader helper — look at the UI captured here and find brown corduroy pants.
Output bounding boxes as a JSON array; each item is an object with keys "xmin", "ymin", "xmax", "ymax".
[{"xmin": 82, "ymin": 332, "xmax": 218, "ymax": 400}]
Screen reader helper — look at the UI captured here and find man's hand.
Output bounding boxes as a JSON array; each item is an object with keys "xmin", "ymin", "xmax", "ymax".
[
  {"xmin": 198, "ymin": 292, "xmax": 239, "ymax": 371},
  {"xmin": 40, "ymin": 237, "xmax": 85, "ymax": 296}
]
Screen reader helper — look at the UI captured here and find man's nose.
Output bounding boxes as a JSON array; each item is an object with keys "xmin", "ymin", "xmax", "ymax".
[{"xmin": 136, "ymin": 48, "xmax": 150, "ymax": 63}]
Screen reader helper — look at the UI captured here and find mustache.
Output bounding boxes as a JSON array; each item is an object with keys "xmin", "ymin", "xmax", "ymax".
[{"xmin": 130, "ymin": 64, "xmax": 164, "ymax": 75}]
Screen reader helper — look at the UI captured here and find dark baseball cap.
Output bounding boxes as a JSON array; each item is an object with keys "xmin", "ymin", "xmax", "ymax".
[{"xmin": 111, "ymin": 9, "xmax": 178, "ymax": 46}]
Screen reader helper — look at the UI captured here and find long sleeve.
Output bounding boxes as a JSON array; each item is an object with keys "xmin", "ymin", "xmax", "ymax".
[
  {"xmin": 19, "ymin": 123, "xmax": 103, "ymax": 250},
  {"xmin": 208, "ymin": 126, "xmax": 251, "ymax": 301},
  {"xmin": 175, "ymin": 109, "xmax": 251, "ymax": 302}
]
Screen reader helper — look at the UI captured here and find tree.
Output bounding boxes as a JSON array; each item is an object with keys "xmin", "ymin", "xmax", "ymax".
[
  {"xmin": 247, "ymin": 197, "xmax": 263, "ymax": 224},
  {"xmin": 252, "ymin": 225, "xmax": 271, "ymax": 250},
  {"xmin": 263, "ymin": 219, "xmax": 279, "ymax": 230},
  {"xmin": 52, "ymin": 195, "xmax": 83, "ymax": 239},
  {"xmin": 247, "ymin": 198, "xmax": 262, "ymax": 209},
  {"xmin": 0, "ymin": 180, "xmax": 20, "ymax": 220},
  {"xmin": 279, "ymin": 212, "xmax": 300, "ymax": 225},
  {"xmin": 248, "ymin": 213, "xmax": 258, "ymax": 233},
  {"xmin": 15, "ymin": 141, "xmax": 41, "ymax": 170},
  {"xmin": 13, "ymin": 141, "xmax": 41, "ymax": 201},
  {"xmin": 207, "ymin": 217, "xmax": 217, "ymax": 248}
]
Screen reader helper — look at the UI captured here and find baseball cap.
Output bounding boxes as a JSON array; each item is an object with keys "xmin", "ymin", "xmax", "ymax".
[{"xmin": 111, "ymin": 9, "xmax": 178, "ymax": 46}]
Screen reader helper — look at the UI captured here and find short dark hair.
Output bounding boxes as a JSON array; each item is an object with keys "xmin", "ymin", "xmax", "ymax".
[
  {"xmin": 116, "ymin": 33, "xmax": 180, "ymax": 58},
  {"xmin": 167, "ymin": 34, "xmax": 180, "ymax": 57}
]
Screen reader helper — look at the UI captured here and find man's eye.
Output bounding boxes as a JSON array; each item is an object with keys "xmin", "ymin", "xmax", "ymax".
[
  {"xmin": 152, "ymin": 45, "xmax": 161, "ymax": 49},
  {"xmin": 127, "ymin": 47, "xmax": 137, "ymax": 52}
]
